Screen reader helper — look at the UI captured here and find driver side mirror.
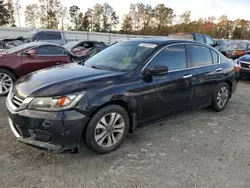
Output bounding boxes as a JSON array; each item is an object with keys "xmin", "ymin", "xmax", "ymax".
[
  {"xmin": 213, "ymin": 41, "xmax": 219, "ymax": 47},
  {"xmin": 144, "ymin": 65, "xmax": 169, "ymax": 76},
  {"xmin": 23, "ymin": 49, "xmax": 37, "ymax": 56}
]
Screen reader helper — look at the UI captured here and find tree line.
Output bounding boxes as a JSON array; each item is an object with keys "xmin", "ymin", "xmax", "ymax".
[{"xmin": 0, "ymin": 0, "xmax": 250, "ymax": 39}]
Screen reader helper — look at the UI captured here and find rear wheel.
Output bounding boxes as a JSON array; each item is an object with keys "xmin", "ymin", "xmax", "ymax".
[
  {"xmin": 84, "ymin": 105, "xmax": 129, "ymax": 154},
  {"xmin": 212, "ymin": 82, "xmax": 230, "ymax": 112},
  {"xmin": 0, "ymin": 69, "xmax": 16, "ymax": 96}
]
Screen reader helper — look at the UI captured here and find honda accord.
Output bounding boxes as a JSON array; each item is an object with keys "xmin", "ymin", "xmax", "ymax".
[{"xmin": 6, "ymin": 39, "xmax": 239, "ymax": 154}]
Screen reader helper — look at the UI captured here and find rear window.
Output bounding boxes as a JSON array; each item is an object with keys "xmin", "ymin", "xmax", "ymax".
[
  {"xmin": 34, "ymin": 32, "xmax": 62, "ymax": 41},
  {"xmin": 211, "ymin": 50, "xmax": 219, "ymax": 64},
  {"xmin": 189, "ymin": 45, "xmax": 213, "ymax": 67},
  {"xmin": 168, "ymin": 33, "xmax": 194, "ymax": 40}
]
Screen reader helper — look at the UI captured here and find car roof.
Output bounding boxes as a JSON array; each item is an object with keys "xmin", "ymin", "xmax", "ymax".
[{"xmin": 128, "ymin": 38, "xmax": 208, "ymax": 46}]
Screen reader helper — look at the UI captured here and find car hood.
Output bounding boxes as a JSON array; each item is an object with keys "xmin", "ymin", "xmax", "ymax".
[
  {"xmin": 239, "ymin": 54, "xmax": 250, "ymax": 62},
  {"xmin": 14, "ymin": 63, "xmax": 125, "ymax": 98}
]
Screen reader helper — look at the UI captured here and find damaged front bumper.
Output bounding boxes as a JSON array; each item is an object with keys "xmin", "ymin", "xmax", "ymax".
[{"xmin": 6, "ymin": 100, "xmax": 90, "ymax": 153}]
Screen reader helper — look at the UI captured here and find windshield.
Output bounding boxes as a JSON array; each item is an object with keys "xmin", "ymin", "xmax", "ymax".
[
  {"xmin": 84, "ymin": 41, "xmax": 157, "ymax": 72},
  {"xmin": 63, "ymin": 41, "xmax": 79, "ymax": 49},
  {"xmin": 5, "ymin": 42, "xmax": 36, "ymax": 53}
]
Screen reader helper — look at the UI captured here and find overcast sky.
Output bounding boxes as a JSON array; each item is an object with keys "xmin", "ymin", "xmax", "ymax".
[{"xmin": 18, "ymin": 0, "xmax": 250, "ymax": 27}]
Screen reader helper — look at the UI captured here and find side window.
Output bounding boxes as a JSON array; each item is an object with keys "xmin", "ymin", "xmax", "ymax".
[
  {"xmin": 211, "ymin": 50, "xmax": 219, "ymax": 64},
  {"xmin": 149, "ymin": 44, "xmax": 187, "ymax": 71},
  {"xmin": 33, "ymin": 32, "xmax": 47, "ymax": 40},
  {"xmin": 33, "ymin": 32, "xmax": 62, "ymax": 41},
  {"xmin": 189, "ymin": 45, "xmax": 213, "ymax": 67},
  {"xmin": 195, "ymin": 34, "xmax": 205, "ymax": 43},
  {"xmin": 205, "ymin": 35, "xmax": 215, "ymax": 46},
  {"xmin": 46, "ymin": 32, "xmax": 62, "ymax": 40},
  {"xmin": 35, "ymin": 45, "xmax": 66, "ymax": 55}
]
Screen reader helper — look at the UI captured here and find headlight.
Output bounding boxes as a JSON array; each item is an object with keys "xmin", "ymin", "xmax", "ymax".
[{"xmin": 28, "ymin": 93, "xmax": 84, "ymax": 111}]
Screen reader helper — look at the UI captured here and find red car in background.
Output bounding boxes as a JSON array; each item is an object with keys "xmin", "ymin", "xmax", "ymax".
[{"xmin": 0, "ymin": 42, "xmax": 82, "ymax": 96}]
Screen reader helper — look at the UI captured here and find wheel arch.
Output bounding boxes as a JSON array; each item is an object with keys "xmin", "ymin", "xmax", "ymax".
[
  {"xmin": 224, "ymin": 80, "xmax": 232, "ymax": 97},
  {"xmin": 0, "ymin": 66, "xmax": 18, "ymax": 79},
  {"xmin": 82, "ymin": 96, "xmax": 138, "ymax": 139}
]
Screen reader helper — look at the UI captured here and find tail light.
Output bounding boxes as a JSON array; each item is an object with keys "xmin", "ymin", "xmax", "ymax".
[{"xmin": 234, "ymin": 64, "xmax": 240, "ymax": 72}]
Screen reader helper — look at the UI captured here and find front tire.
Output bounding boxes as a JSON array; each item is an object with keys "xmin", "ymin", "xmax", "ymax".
[
  {"xmin": 0, "ymin": 69, "xmax": 16, "ymax": 96},
  {"xmin": 84, "ymin": 105, "xmax": 130, "ymax": 154},
  {"xmin": 212, "ymin": 82, "xmax": 230, "ymax": 112}
]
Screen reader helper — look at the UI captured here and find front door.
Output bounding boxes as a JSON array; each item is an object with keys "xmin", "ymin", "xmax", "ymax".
[
  {"xmin": 19, "ymin": 45, "xmax": 70, "ymax": 76},
  {"xmin": 137, "ymin": 44, "xmax": 193, "ymax": 124}
]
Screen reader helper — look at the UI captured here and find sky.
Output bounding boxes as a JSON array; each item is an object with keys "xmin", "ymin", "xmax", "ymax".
[{"xmin": 17, "ymin": 0, "xmax": 250, "ymax": 27}]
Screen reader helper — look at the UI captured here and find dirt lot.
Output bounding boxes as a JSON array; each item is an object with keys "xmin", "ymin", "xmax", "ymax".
[{"xmin": 1, "ymin": 81, "xmax": 250, "ymax": 188}]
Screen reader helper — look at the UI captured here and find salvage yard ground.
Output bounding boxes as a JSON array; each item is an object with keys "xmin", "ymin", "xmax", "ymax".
[{"xmin": 1, "ymin": 81, "xmax": 250, "ymax": 188}]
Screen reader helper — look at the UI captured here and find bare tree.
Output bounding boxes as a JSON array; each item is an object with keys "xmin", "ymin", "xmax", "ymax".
[
  {"xmin": 25, "ymin": 4, "xmax": 39, "ymax": 28},
  {"xmin": 39, "ymin": 0, "xmax": 60, "ymax": 29},
  {"xmin": 58, "ymin": 5, "xmax": 67, "ymax": 30}
]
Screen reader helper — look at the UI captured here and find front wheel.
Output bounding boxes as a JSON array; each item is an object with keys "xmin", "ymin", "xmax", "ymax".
[
  {"xmin": 212, "ymin": 82, "xmax": 230, "ymax": 112},
  {"xmin": 84, "ymin": 105, "xmax": 130, "ymax": 154},
  {"xmin": 0, "ymin": 69, "xmax": 16, "ymax": 96}
]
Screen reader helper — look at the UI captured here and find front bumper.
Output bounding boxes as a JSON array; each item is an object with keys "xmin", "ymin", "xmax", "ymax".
[
  {"xmin": 6, "ymin": 100, "xmax": 90, "ymax": 152},
  {"xmin": 239, "ymin": 68, "xmax": 250, "ymax": 78}
]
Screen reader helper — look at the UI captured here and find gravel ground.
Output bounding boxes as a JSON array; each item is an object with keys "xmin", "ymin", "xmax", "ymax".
[{"xmin": 1, "ymin": 81, "xmax": 250, "ymax": 188}]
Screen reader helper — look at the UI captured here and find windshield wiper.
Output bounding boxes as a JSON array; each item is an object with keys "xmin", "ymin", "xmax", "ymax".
[{"xmin": 91, "ymin": 65, "xmax": 103, "ymax": 70}]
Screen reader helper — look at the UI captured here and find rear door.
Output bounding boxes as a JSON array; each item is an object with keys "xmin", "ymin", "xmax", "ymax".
[
  {"xmin": 187, "ymin": 44, "xmax": 224, "ymax": 107},
  {"xmin": 20, "ymin": 45, "xmax": 70, "ymax": 76}
]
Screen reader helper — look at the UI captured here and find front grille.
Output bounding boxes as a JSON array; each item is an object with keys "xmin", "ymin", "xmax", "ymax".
[
  {"xmin": 12, "ymin": 94, "xmax": 24, "ymax": 108},
  {"xmin": 240, "ymin": 62, "xmax": 250, "ymax": 69}
]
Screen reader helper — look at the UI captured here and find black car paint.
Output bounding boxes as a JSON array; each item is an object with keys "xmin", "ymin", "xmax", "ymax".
[{"xmin": 6, "ymin": 39, "xmax": 239, "ymax": 152}]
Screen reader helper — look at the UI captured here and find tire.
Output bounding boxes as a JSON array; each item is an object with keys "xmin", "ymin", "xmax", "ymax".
[
  {"xmin": 212, "ymin": 82, "xmax": 230, "ymax": 112},
  {"xmin": 84, "ymin": 105, "xmax": 130, "ymax": 154},
  {"xmin": 0, "ymin": 68, "xmax": 17, "ymax": 96}
]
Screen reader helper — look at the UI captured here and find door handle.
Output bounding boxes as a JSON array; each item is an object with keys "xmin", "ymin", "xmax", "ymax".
[
  {"xmin": 183, "ymin": 74, "xmax": 193, "ymax": 79},
  {"xmin": 216, "ymin": 68, "xmax": 223, "ymax": 72}
]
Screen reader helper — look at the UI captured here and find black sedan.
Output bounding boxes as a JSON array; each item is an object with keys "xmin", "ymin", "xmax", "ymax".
[{"xmin": 6, "ymin": 39, "xmax": 239, "ymax": 154}]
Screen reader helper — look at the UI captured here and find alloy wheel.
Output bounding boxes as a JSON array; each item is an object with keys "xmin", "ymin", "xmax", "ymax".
[
  {"xmin": 94, "ymin": 113, "xmax": 125, "ymax": 148},
  {"xmin": 0, "ymin": 73, "xmax": 13, "ymax": 95},
  {"xmin": 216, "ymin": 86, "xmax": 229, "ymax": 109}
]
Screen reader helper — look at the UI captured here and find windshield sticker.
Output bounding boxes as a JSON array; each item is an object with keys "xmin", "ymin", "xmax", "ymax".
[{"xmin": 139, "ymin": 43, "xmax": 157, "ymax": 48}]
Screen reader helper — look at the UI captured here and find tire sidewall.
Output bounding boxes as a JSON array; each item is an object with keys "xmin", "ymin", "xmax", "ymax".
[
  {"xmin": 0, "ymin": 69, "xmax": 16, "ymax": 96},
  {"xmin": 213, "ymin": 82, "xmax": 230, "ymax": 112},
  {"xmin": 85, "ymin": 105, "xmax": 129, "ymax": 154}
]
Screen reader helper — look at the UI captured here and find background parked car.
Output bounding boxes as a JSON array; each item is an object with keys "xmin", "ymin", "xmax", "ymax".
[
  {"xmin": 225, "ymin": 44, "xmax": 249, "ymax": 59},
  {"xmin": 168, "ymin": 33, "xmax": 228, "ymax": 57},
  {"xmin": 235, "ymin": 54, "xmax": 250, "ymax": 78},
  {"xmin": 63, "ymin": 40, "xmax": 107, "ymax": 57},
  {"xmin": 0, "ymin": 30, "xmax": 68, "ymax": 52},
  {"xmin": 0, "ymin": 42, "xmax": 86, "ymax": 96},
  {"xmin": 0, "ymin": 36, "xmax": 26, "ymax": 51}
]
